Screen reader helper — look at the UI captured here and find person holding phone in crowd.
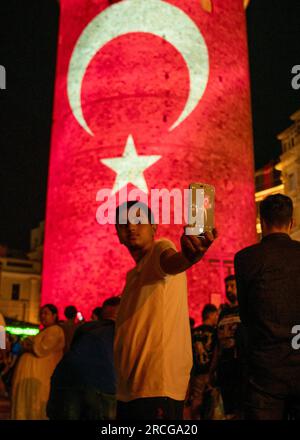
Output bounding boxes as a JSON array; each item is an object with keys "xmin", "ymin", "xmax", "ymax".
[{"xmin": 114, "ymin": 200, "xmax": 217, "ymax": 420}]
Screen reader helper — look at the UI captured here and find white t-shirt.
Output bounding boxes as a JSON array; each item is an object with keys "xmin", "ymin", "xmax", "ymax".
[{"xmin": 114, "ymin": 239, "xmax": 192, "ymax": 402}]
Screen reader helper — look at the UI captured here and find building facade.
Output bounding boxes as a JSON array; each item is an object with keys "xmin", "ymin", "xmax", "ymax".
[
  {"xmin": 255, "ymin": 161, "xmax": 284, "ymax": 237},
  {"xmin": 0, "ymin": 258, "xmax": 41, "ymax": 324},
  {"xmin": 255, "ymin": 109, "xmax": 300, "ymax": 241},
  {"xmin": 276, "ymin": 109, "xmax": 300, "ymax": 241},
  {"xmin": 0, "ymin": 222, "xmax": 43, "ymax": 324}
]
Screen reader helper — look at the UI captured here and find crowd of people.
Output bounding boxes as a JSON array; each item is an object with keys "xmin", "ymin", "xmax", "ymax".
[
  {"xmin": 1, "ymin": 282, "xmax": 242, "ymax": 421},
  {"xmin": 0, "ymin": 193, "xmax": 299, "ymax": 420},
  {"xmin": 187, "ymin": 276, "xmax": 244, "ymax": 420},
  {"xmin": 0, "ymin": 333, "xmax": 22, "ymax": 398},
  {"xmin": 0, "ymin": 301, "xmax": 119, "ymax": 420}
]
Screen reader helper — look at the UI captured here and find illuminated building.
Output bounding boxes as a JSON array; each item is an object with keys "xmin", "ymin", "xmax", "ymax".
[
  {"xmin": 42, "ymin": 0, "xmax": 256, "ymax": 320},
  {"xmin": 255, "ymin": 109, "xmax": 300, "ymax": 242},
  {"xmin": 0, "ymin": 255, "xmax": 41, "ymax": 324},
  {"xmin": 0, "ymin": 224, "xmax": 43, "ymax": 324},
  {"xmin": 255, "ymin": 161, "xmax": 284, "ymax": 237},
  {"xmin": 276, "ymin": 109, "xmax": 300, "ymax": 241}
]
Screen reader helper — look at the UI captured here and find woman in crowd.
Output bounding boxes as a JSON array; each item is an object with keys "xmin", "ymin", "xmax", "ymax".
[{"xmin": 11, "ymin": 304, "xmax": 65, "ymax": 420}]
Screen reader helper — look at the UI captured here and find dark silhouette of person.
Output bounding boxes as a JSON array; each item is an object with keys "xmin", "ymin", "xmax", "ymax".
[{"xmin": 235, "ymin": 194, "xmax": 300, "ymax": 420}]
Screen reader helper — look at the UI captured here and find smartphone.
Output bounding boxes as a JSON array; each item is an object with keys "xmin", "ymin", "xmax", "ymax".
[
  {"xmin": 77, "ymin": 311, "xmax": 84, "ymax": 322},
  {"xmin": 185, "ymin": 182, "xmax": 215, "ymax": 236}
]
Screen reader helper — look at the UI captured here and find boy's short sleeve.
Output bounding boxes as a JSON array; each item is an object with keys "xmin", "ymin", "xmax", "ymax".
[{"xmin": 152, "ymin": 238, "xmax": 177, "ymax": 279}]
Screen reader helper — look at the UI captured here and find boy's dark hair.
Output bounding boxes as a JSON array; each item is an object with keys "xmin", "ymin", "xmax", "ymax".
[
  {"xmin": 260, "ymin": 194, "xmax": 293, "ymax": 227},
  {"xmin": 64, "ymin": 305, "xmax": 77, "ymax": 320},
  {"xmin": 224, "ymin": 274, "xmax": 236, "ymax": 283},
  {"xmin": 102, "ymin": 296, "xmax": 121, "ymax": 308},
  {"xmin": 202, "ymin": 304, "xmax": 218, "ymax": 322},
  {"xmin": 115, "ymin": 201, "xmax": 155, "ymax": 225}
]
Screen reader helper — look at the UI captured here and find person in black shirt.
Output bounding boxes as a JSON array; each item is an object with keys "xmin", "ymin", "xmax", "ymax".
[
  {"xmin": 210, "ymin": 275, "xmax": 244, "ymax": 419},
  {"xmin": 235, "ymin": 194, "xmax": 300, "ymax": 420},
  {"xmin": 47, "ymin": 297, "xmax": 120, "ymax": 420},
  {"xmin": 190, "ymin": 304, "xmax": 218, "ymax": 419}
]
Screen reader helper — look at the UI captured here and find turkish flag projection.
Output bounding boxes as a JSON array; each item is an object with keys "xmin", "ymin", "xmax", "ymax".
[{"xmin": 42, "ymin": 0, "xmax": 256, "ymax": 322}]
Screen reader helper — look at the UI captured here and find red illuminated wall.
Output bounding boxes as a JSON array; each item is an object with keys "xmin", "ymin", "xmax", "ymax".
[{"xmin": 42, "ymin": 0, "xmax": 256, "ymax": 323}]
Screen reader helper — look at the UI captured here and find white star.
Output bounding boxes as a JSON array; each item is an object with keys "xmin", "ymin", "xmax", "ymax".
[{"xmin": 100, "ymin": 135, "xmax": 161, "ymax": 195}]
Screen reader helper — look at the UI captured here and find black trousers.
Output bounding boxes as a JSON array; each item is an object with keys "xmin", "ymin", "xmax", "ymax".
[
  {"xmin": 117, "ymin": 397, "xmax": 184, "ymax": 420},
  {"xmin": 245, "ymin": 377, "xmax": 300, "ymax": 420},
  {"xmin": 217, "ymin": 358, "xmax": 243, "ymax": 415},
  {"xmin": 47, "ymin": 386, "xmax": 116, "ymax": 420}
]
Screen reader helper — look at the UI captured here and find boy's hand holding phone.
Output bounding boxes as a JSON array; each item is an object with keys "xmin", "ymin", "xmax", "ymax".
[
  {"xmin": 182, "ymin": 181, "xmax": 217, "ymax": 263},
  {"xmin": 181, "ymin": 229, "xmax": 218, "ymax": 264},
  {"xmin": 160, "ymin": 182, "xmax": 218, "ymax": 274}
]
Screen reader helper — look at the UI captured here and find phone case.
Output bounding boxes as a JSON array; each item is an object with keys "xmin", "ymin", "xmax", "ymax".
[{"xmin": 186, "ymin": 182, "xmax": 215, "ymax": 235}]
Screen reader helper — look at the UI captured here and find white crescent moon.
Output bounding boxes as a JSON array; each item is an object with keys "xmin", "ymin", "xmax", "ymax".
[{"xmin": 67, "ymin": 0, "xmax": 209, "ymax": 135}]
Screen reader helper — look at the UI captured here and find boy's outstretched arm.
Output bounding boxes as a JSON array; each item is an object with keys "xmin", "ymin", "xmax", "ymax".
[{"xmin": 160, "ymin": 229, "xmax": 218, "ymax": 275}]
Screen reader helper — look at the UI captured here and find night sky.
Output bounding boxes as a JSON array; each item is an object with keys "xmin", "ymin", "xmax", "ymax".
[{"xmin": 0, "ymin": 0, "xmax": 299, "ymax": 251}]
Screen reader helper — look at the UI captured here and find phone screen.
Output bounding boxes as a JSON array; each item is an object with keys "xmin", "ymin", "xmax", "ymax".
[
  {"xmin": 186, "ymin": 183, "xmax": 215, "ymax": 236},
  {"xmin": 77, "ymin": 312, "xmax": 84, "ymax": 321}
]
